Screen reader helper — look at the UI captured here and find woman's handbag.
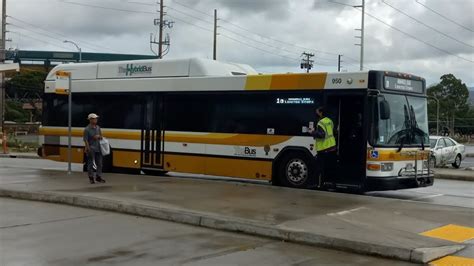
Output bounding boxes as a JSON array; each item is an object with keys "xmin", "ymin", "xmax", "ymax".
[{"xmin": 100, "ymin": 137, "xmax": 110, "ymax": 156}]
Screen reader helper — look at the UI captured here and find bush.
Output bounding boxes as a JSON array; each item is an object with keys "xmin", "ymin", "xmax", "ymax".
[{"xmin": 5, "ymin": 100, "xmax": 29, "ymax": 123}]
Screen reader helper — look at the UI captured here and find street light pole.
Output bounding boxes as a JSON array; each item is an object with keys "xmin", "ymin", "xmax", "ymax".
[
  {"xmin": 64, "ymin": 40, "xmax": 82, "ymax": 62},
  {"xmin": 429, "ymin": 96, "xmax": 440, "ymax": 136}
]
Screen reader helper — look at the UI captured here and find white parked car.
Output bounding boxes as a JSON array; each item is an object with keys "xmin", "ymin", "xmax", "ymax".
[{"xmin": 430, "ymin": 136, "xmax": 466, "ymax": 168}]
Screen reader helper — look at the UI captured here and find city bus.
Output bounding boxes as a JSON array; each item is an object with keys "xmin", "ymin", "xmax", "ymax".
[{"xmin": 38, "ymin": 58, "xmax": 433, "ymax": 192}]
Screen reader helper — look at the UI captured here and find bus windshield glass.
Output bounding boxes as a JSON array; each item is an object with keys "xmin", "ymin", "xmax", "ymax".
[{"xmin": 374, "ymin": 93, "xmax": 429, "ymax": 147}]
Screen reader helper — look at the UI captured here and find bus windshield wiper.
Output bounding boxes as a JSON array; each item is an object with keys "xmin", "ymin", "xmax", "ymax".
[
  {"xmin": 397, "ymin": 105, "xmax": 411, "ymax": 152},
  {"xmin": 409, "ymin": 106, "xmax": 425, "ymax": 150}
]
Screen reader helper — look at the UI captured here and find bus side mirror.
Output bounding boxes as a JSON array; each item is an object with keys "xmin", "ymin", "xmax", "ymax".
[{"xmin": 380, "ymin": 100, "xmax": 391, "ymax": 120}]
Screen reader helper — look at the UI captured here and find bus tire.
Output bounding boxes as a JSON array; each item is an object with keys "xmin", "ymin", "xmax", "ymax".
[{"xmin": 276, "ymin": 151, "xmax": 315, "ymax": 189}]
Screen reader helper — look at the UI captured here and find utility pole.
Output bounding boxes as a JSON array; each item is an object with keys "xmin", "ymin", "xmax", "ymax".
[
  {"xmin": 150, "ymin": 0, "xmax": 173, "ymax": 58},
  {"xmin": 0, "ymin": 0, "xmax": 6, "ymax": 133},
  {"xmin": 338, "ymin": 55, "xmax": 342, "ymax": 72},
  {"xmin": 158, "ymin": 0, "xmax": 164, "ymax": 59},
  {"xmin": 213, "ymin": 9, "xmax": 217, "ymax": 60},
  {"xmin": 354, "ymin": 0, "xmax": 365, "ymax": 71},
  {"xmin": 300, "ymin": 52, "xmax": 314, "ymax": 73}
]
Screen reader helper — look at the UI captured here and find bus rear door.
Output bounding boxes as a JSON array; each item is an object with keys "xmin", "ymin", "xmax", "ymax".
[{"xmin": 141, "ymin": 96, "xmax": 164, "ymax": 170}]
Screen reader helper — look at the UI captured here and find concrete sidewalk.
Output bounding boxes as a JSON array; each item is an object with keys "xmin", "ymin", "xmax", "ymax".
[
  {"xmin": 435, "ymin": 168, "xmax": 474, "ymax": 181},
  {"xmin": 0, "ymin": 152, "xmax": 39, "ymax": 159},
  {"xmin": 0, "ymin": 168, "xmax": 471, "ymax": 263}
]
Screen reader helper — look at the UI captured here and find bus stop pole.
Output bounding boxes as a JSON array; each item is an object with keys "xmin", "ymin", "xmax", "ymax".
[{"xmin": 67, "ymin": 74, "xmax": 72, "ymax": 175}]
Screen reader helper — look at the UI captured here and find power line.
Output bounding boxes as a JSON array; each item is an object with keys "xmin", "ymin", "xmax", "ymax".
[
  {"xmin": 7, "ymin": 31, "xmax": 71, "ymax": 50},
  {"xmin": 329, "ymin": 0, "xmax": 474, "ymax": 64},
  {"xmin": 415, "ymin": 0, "xmax": 473, "ymax": 33},
  {"xmin": 171, "ymin": 0, "xmax": 342, "ymax": 56},
  {"xmin": 167, "ymin": 6, "xmax": 213, "ymax": 24},
  {"xmin": 382, "ymin": 0, "xmax": 474, "ymax": 49},
  {"xmin": 166, "ymin": 13, "xmax": 213, "ymax": 33},
  {"xmin": 220, "ymin": 34, "xmax": 300, "ymax": 62},
  {"xmin": 57, "ymin": 0, "xmax": 354, "ymax": 68},
  {"xmin": 8, "ymin": 16, "xmax": 123, "ymax": 53},
  {"xmin": 162, "ymin": 3, "xmax": 307, "ymax": 58},
  {"xmin": 364, "ymin": 11, "xmax": 474, "ymax": 63},
  {"xmin": 129, "ymin": 0, "xmax": 356, "ymax": 68},
  {"xmin": 167, "ymin": 11, "xmax": 310, "ymax": 63},
  {"xmin": 60, "ymin": 0, "xmax": 156, "ymax": 14},
  {"xmin": 171, "ymin": 0, "xmax": 213, "ymax": 18},
  {"xmin": 8, "ymin": 23, "xmax": 99, "ymax": 52}
]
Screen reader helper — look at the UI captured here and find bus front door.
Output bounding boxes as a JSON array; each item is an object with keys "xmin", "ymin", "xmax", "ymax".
[{"xmin": 141, "ymin": 97, "xmax": 164, "ymax": 170}]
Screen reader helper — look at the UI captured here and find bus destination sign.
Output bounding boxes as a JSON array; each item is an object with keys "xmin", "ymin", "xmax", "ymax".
[{"xmin": 384, "ymin": 76, "xmax": 424, "ymax": 93}]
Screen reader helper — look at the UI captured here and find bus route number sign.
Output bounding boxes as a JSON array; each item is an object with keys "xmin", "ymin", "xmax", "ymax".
[
  {"xmin": 276, "ymin": 97, "xmax": 314, "ymax": 105},
  {"xmin": 384, "ymin": 76, "xmax": 423, "ymax": 94},
  {"xmin": 55, "ymin": 71, "xmax": 71, "ymax": 95}
]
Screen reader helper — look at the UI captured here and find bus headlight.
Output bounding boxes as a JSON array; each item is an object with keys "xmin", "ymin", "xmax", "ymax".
[{"xmin": 381, "ymin": 163, "xmax": 394, "ymax": 172}]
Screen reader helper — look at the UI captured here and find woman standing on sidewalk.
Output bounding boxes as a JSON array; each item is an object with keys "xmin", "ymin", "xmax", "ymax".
[{"xmin": 83, "ymin": 113, "xmax": 106, "ymax": 184}]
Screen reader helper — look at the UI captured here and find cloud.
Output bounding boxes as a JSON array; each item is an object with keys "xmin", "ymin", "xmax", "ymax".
[{"xmin": 7, "ymin": 0, "xmax": 474, "ymax": 86}]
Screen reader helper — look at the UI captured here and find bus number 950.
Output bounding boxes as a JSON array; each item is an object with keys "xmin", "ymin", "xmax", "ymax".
[{"xmin": 332, "ymin": 78, "xmax": 342, "ymax": 84}]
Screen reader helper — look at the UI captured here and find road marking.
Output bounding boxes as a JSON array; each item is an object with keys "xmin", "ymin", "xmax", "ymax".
[
  {"xmin": 429, "ymin": 255, "xmax": 474, "ymax": 266},
  {"xmin": 327, "ymin": 207, "xmax": 368, "ymax": 216},
  {"xmin": 414, "ymin": 193, "xmax": 444, "ymax": 200},
  {"xmin": 421, "ymin": 224, "xmax": 474, "ymax": 243}
]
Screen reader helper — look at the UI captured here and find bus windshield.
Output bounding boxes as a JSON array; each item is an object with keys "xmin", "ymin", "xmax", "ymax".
[{"xmin": 374, "ymin": 93, "xmax": 429, "ymax": 147}]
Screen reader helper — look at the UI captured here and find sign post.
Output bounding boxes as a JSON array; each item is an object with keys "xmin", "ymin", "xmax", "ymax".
[{"xmin": 55, "ymin": 71, "xmax": 72, "ymax": 175}]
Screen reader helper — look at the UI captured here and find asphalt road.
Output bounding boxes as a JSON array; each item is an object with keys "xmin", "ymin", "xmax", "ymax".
[
  {"xmin": 0, "ymin": 198, "xmax": 410, "ymax": 266},
  {"xmin": 0, "ymin": 158, "xmax": 472, "ymax": 209}
]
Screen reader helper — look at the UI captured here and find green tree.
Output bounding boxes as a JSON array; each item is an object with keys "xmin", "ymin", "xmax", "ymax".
[
  {"xmin": 6, "ymin": 70, "xmax": 47, "ymax": 122},
  {"xmin": 427, "ymin": 74, "xmax": 470, "ymax": 134},
  {"xmin": 5, "ymin": 100, "xmax": 29, "ymax": 123}
]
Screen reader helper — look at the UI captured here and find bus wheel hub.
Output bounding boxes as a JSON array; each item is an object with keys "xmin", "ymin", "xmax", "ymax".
[{"xmin": 286, "ymin": 159, "xmax": 308, "ymax": 184}]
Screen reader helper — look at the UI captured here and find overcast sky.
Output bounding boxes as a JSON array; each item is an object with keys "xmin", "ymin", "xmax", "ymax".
[{"xmin": 7, "ymin": 0, "xmax": 474, "ymax": 87}]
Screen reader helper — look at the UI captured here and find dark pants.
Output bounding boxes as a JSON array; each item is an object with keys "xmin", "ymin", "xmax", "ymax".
[
  {"xmin": 316, "ymin": 150, "xmax": 337, "ymax": 187},
  {"xmin": 87, "ymin": 151, "xmax": 103, "ymax": 178}
]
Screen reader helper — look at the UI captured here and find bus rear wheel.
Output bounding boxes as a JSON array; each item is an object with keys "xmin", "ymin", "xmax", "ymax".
[{"xmin": 276, "ymin": 152, "xmax": 315, "ymax": 189}]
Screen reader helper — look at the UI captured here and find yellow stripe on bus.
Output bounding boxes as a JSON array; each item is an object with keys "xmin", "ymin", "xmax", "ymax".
[
  {"xmin": 164, "ymin": 153, "xmax": 272, "ymax": 180},
  {"xmin": 245, "ymin": 75, "xmax": 273, "ymax": 90},
  {"xmin": 39, "ymin": 128, "xmax": 292, "ymax": 147},
  {"xmin": 367, "ymin": 150, "xmax": 430, "ymax": 161},
  {"xmin": 113, "ymin": 150, "xmax": 141, "ymax": 169},
  {"xmin": 245, "ymin": 73, "xmax": 327, "ymax": 90}
]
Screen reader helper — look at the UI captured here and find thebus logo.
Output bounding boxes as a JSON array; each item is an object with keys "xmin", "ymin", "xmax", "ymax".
[
  {"xmin": 234, "ymin": 146, "xmax": 257, "ymax": 157},
  {"xmin": 118, "ymin": 64, "xmax": 152, "ymax": 76}
]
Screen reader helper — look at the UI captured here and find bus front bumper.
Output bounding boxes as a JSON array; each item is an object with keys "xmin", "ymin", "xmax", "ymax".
[{"xmin": 365, "ymin": 174, "xmax": 434, "ymax": 191}]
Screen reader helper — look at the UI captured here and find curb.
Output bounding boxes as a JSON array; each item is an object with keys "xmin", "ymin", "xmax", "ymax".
[
  {"xmin": 435, "ymin": 173, "xmax": 474, "ymax": 182},
  {"xmin": 467, "ymin": 153, "xmax": 474, "ymax": 158},
  {"xmin": 0, "ymin": 189, "xmax": 464, "ymax": 264},
  {"xmin": 0, "ymin": 154, "xmax": 39, "ymax": 159}
]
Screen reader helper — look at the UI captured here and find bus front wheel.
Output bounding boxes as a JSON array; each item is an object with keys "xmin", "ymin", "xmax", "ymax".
[{"xmin": 276, "ymin": 152, "xmax": 315, "ymax": 189}]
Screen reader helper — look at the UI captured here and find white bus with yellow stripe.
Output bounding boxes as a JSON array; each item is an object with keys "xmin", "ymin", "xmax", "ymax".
[{"xmin": 39, "ymin": 58, "xmax": 433, "ymax": 191}]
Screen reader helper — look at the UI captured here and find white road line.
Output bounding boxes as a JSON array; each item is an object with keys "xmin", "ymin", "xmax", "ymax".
[
  {"xmin": 414, "ymin": 193, "xmax": 444, "ymax": 200},
  {"xmin": 327, "ymin": 207, "xmax": 368, "ymax": 216}
]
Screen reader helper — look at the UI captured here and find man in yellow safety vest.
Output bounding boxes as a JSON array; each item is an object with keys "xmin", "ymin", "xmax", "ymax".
[{"xmin": 309, "ymin": 106, "xmax": 337, "ymax": 188}]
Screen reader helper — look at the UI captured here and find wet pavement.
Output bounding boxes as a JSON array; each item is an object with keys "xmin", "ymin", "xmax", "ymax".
[
  {"xmin": 0, "ymin": 157, "xmax": 472, "ymax": 208},
  {"xmin": 1, "ymin": 198, "xmax": 413, "ymax": 266},
  {"xmin": 0, "ymin": 166, "xmax": 472, "ymax": 262}
]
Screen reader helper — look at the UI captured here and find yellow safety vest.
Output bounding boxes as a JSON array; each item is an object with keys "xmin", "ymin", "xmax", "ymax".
[{"xmin": 315, "ymin": 117, "xmax": 336, "ymax": 152}]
